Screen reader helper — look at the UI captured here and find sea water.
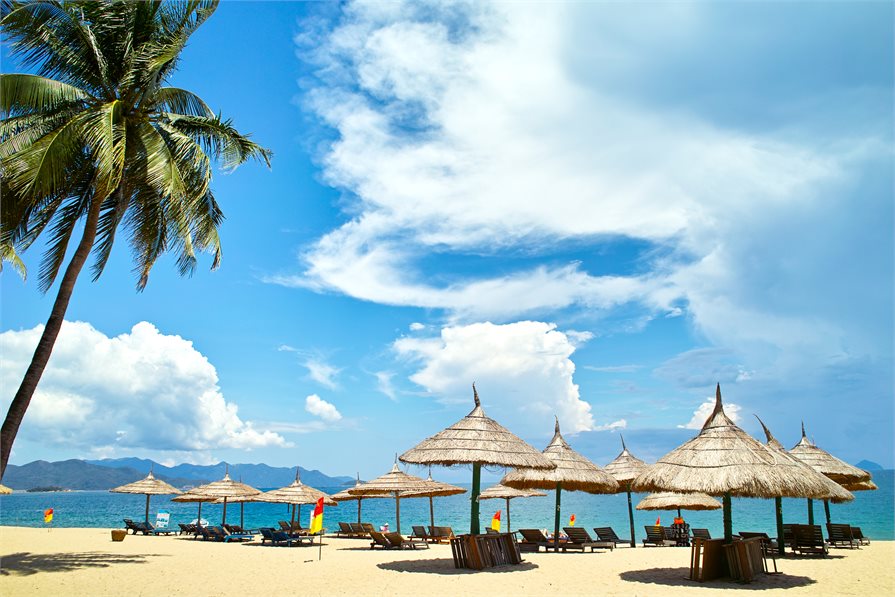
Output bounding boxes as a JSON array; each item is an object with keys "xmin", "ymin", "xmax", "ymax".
[{"xmin": 2, "ymin": 470, "xmax": 892, "ymax": 542}]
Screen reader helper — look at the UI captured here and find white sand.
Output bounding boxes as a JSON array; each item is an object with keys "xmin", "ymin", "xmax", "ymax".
[{"xmin": 1, "ymin": 527, "xmax": 892, "ymax": 596}]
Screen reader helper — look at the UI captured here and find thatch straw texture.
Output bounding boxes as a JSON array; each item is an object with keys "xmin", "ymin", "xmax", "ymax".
[
  {"xmin": 603, "ymin": 435, "xmax": 649, "ymax": 488},
  {"xmin": 110, "ymin": 471, "xmax": 181, "ymax": 496},
  {"xmin": 399, "ymin": 474, "xmax": 466, "ymax": 499},
  {"xmin": 347, "ymin": 463, "xmax": 434, "ymax": 496},
  {"xmin": 171, "ymin": 492, "xmax": 209, "ymax": 503},
  {"xmin": 189, "ymin": 472, "xmax": 260, "ymax": 499},
  {"xmin": 399, "ymin": 388, "xmax": 554, "ymax": 469},
  {"xmin": 632, "ymin": 386, "xmax": 845, "ymax": 499},
  {"xmin": 636, "ymin": 492, "xmax": 721, "ymax": 511},
  {"xmin": 502, "ymin": 419, "xmax": 619, "ymax": 493},
  {"xmin": 789, "ymin": 423, "xmax": 871, "ymax": 484},
  {"xmin": 332, "ymin": 476, "xmax": 363, "ymax": 502},
  {"xmin": 842, "ymin": 479, "xmax": 877, "ymax": 492},
  {"xmin": 254, "ymin": 476, "xmax": 337, "ymax": 506},
  {"xmin": 0, "ymin": 484, "xmax": 13, "ymax": 494},
  {"xmin": 476, "ymin": 483, "xmax": 545, "ymax": 501},
  {"xmin": 755, "ymin": 416, "xmax": 854, "ymax": 503}
]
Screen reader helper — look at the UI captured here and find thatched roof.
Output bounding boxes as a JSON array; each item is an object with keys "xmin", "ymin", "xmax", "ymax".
[
  {"xmin": 399, "ymin": 385, "xmax": 555, "ymax": 469},
  {"xmin": 188, "ymin": 472, "xmax": 261, "ymax": 499},
  {"xmin": 332, "ymin": 475, "xmax": 363, "ymax": 502},
  {"xmin": 171, "ymin": 492, "xmax": 210, "ymax": 503},
  {"xmin": 476, "ymin": 483, "xmax": 546, "ymax": 501},
  {"xmin": 253, "ymin": 471, "xmax": 336, "ymax": 506},
  {"xmin": 347, "ymin": 463, "xmax": 435, "ymax": 496},
  {"xmin": 399, "ymin": 472, "xmax": 467, "ymax": 499},
  {"xmin": 502, "ymin": 418, "xmax": 619, "ymax": 493},
  {"xmin": 0, "ymin": 484, "xmax": 12, "ymax": 494},
  {"xmin": 636, "ymin": 492, "xmax": 722, "ymax": 511},
  {"xmin": 110, "ymin": 471, "xmax": 182, "ymax": 496},
  {"xmin": 603, "ymin": 435, "xmax": 649, "ymax": 488},
  {"xmin": 755, "ymin": 416, "xmax": 854, "ymax": 503},
  {"xmin": 842, "ymin": 479, "xmax": 877, "ymax": 492},
  {"xmin": 789, "ymin": 422, "xmax": 871, "ymax": 484},
  {"xmin": 632, "ymin": 385, "xmax": 850, "ymax": 499}
]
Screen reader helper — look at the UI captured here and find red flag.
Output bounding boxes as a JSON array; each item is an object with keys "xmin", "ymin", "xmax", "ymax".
[
  {"xmin": 309, "ymin": 496, "xmax": 324, "ymax": 534},
  {"xmin": 569, "ymin": 514, "xmax": 576, "ymax": 527},
  {"xmin": 44, "ymin": 508, "xmax": 54, "ymax": 524},
  {"xmin": 491, "ymin": 510, "xmax": 501, "ymax": 531},
  {"xmin": 655, "ymin": 516, "xmax": 661, "ymax": 526}
]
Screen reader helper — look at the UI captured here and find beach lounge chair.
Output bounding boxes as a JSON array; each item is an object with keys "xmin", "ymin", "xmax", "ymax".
[
  {"xmin": 792, "ymin": 524, "xmax": 828, "ymax": 556},
  {"xmin": 370, "ymin": 530, "xmax": 401, "ymax": 550},
  {"xmin": 561, "ymin": 527, "xmax": 614, "ymax": 552},
  {"xmin": 593, "ymin": 527, "xmax": 630, "ymax": 547},
  {"xmin": 517, "ymin": 528, "xmax": 555, "ymax": 552},
  {"xmin": 851, "ymin": 527, "xmax": 870, "ymax": 545},
  {"xmin": 269, "ymin": 530, "xmax": 310, "ymax": 546},
  {"xmin": 349, "ymin": 522, "xmax": 368, "ymax": 537},
  {"xmin": 385, "ymin": 532, "xmax": 429, "ymax": 550},
  {"xmin": 123, "ymin": 519, "xmax": 152, "ymax": 535},
  {"xmin": 146, "ymin": 522, "xmax": 178, "ymax": 536},
  {"xmin": 781, "ymin": 524, "xmax": 795, "ymax": 552},
  {"xmin": 428, "ymin": 526, "xmax": 455, "ymax": 544},
  {"xmin": 643, "ymin": 526, "xmax": 676, "ymax": 547},
  {"xmin": 361, "ymin": 523, "xmax": 376, "ymax": 537},
  {"xmin": 336, "ymin": 522, "xmax": 355, "ymax": 538},
  {"xmin": 691, "ymin": 528, "xmax": 712, "ymax": 541},
  {"xmin": 178, "ymin": 523, "xmax": 199, "ymax": 536},
  {"xmin": 737, "ymin": 531, "xmax": 780, "ymax": 572},
  {"xmin": 410, "ymin": 526, "xmax": 431, "ymax": 542},
  {"xmin": 223, "ymin": 524, "xmax": 255, "ymax": 536},
  {"xmin": 825, "ymin": 523, "xmax": 858, "ymax": 549},
  {"xmin": 221, "ymin": 526, "xmax": 255, "ymax": 542}
]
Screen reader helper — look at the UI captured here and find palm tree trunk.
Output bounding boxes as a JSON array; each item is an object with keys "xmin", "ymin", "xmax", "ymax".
[{"xmin": 0, "ymin": 197, "xmax": 103, "ymax": 479}]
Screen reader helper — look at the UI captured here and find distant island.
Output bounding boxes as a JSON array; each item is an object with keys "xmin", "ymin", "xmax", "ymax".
[
  {"xmin": 25, "ymin": 486, "xmax": 68, "ymax": 493},
  {"xmin": 856, "ymin": 460, "xmax": 883, "ymax": 471}
]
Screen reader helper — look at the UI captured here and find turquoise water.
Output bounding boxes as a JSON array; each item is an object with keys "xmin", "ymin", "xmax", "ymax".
[{"xmin": 2, "ymin": 470, "xmax": 891, "ymax": 541}]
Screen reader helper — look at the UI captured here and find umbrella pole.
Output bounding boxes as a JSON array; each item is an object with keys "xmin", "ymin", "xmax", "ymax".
[
  {"xmin": 291, "ymin": 504, "xmax": 296, "ymax": 529},
  {"xmin": 470, "ymin": 462, "xmax": 481, "ymax": 534},
  {"xmin": 626, "ymin": 487, "xmax": 636, "ymax": 548},
  {"xmin": 240, "ymin": 502, "xmax": 244, "ymax": 529},
  {"xmin": 197, "ymin": 502, "xmax": 203, "ymax": 527},
  {"xmin": 677, "ymin": 508, "xmax": 682, "ymax": 519},
  {"xmin": 554, "ymin": 482, "xmax": 562, "ymax": 552},
  {"xmin": 396, "ymin": 493, "xmax": 401, "ymax": 535},
  {"xmin": 775, "ymin": 497, "xmax": 785, "ymax": 556},
  {"xmin": 722, "ymin": 493, "xmax": 732, "ymax": 543},
  {"xmin": 298, "ymin": 504, "xmax": 302, "ymax": 529},
  {"xmin": 357, "ymin": 499, "xmax": 362, "ymax": 525},
  {"xmin": 506, "ymin": 497, "xmax": 511, "ymax": 533},
  {"xmin": 807, "ymin": 498, "xmax": 815, "ymax": 525},
  {"xmin": 222, "ymin": 497, "xmax": 228, "ymax": 526},
  {"xmin": 823, "ymin": 499, "xmax": 831, "ymax": 525},
  {"xmin": 145, "ymin": 494, "xmax": 151, "ymax": 525},
  {"xmin": 429, "ymin": 496, "xmax": 435, "ymax": 530}
]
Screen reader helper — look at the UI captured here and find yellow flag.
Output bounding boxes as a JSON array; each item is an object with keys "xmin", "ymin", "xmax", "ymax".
[
  {"xmin": 44, "ymin": 508, "xmax": 54, "ymax": 524},
  {"xmin": 309, "ymin": 497, "xmax": 324, "ymax": 534},
  {"xmin": 491, "ymin": 510, "xmax": 501, "ymax": 532},
  {"xmin": 569, "ymin": 514, "xmax": 576, "ymax": 527}
]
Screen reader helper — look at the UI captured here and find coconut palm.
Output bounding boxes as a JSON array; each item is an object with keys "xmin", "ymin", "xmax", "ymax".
[{"xmin": 0, "ymin": 0, "xmax": 271, "ymax": 477}]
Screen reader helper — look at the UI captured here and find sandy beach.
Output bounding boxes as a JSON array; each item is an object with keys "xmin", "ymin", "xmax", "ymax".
[{"xmin": 1, "ymin": 527, "xmax": 892, "ymax": 597}]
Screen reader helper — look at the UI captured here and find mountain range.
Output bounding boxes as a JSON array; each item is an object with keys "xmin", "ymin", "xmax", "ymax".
[{"xmin": 3, "ymin": 458, "xmax": 355, "ymax": 491}]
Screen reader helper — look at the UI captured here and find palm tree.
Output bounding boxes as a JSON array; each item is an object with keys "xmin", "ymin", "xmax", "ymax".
[{"xmin": 0, "ymin": 0, "xmax": 271, "ymax": 478}]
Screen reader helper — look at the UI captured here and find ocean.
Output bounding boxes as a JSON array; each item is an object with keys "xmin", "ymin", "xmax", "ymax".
[{"xmin": 2, "ymin": 470, "xmax": 892, "ymax": 541}]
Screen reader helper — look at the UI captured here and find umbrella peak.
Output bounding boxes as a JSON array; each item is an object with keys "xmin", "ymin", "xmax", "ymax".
[
  {"xmin": 701, "ymin": 384, "xmax": 734, "ymax": 431},
  {"xmin": 620, "ymin": 434, "xmax": 627, "ymax": 452},
  {"xmin": 473, "ymin": 382, "xmax": 480, "ymax": 407},
  {"xmin": 754, "ymin": 415, "xmax": 786, "ymax": 451}
]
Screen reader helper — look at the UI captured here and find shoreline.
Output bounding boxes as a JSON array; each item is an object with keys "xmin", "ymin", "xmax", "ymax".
[{"xmin": 2, "ymin": 526, "xmax": 893, "ymax": 596}]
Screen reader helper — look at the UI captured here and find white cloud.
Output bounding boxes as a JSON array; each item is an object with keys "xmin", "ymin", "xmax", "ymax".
[
  {"xmin": 304, "ymin": 358, "xmax": 340, "ymax": 390},
  {"xmin": 374, "ymin": 371, "xmax": 397, "ymax": 401},
  {"xmin": 678, "ymin": 396, "xmax": 743, "ymax": 430},
  {"xmin": 409, "ymin": 322, "xmax": 425, "ymax": 331},
  {"xmin": 394, "ymin": 321, "xmax": 601, "ymax": 434},
  {"xmin": 305, "ymin": 394, "xmax": 343, "ymax": 422},
  {"xmin": 0, "ymin": 321, "xmax": 288, "ymax": 454},
  {"xmin": 595, "ymin": 419, "xmax": 627, "ymax": 432}
]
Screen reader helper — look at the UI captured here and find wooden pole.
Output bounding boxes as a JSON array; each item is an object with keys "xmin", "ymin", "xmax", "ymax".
[
  {"xmin": 222, "ymin": 497, "xmax": 228, "ymax": 526},
  {"xmin": 626, "ymin": 487, "xmax": 636, "ymax": 548},
  {"xmin": 395, "ymin": 492, "xmax": 401, "ymax": 535},
  {"xmin": 807, "ymin": 498, "xmax": 815, "ymax": 525},
  {"xmin": 723, "ymin": 493, "xmax": 732, "ymax": 543},
  {"xmin": 775, "ymin": 497, "xmax": 785, "ymax": 556},
  {"xmin": 554, "ymin": 481, "xmax": 563, "ymax": 552},
  {"xmin": 357, "ymin": 498, "xmax": 362, "ymax": 524},
  {"xmin": 823, "ymin": 499, "xmax": 831, "ymax": 525},
  {"xmin": 240, "ymin": 502, "xmax": 245, "ymax": 529},
  {"xmin": 470, "ymin": 462, "xmax": 481, "ymax": 534},
  {"xmin": 506, "ymin": 497, "xmax": 511, "ymax": 533},
  {"xmin": 145, "ymin": 495, "xmax": 151, "ymax": 525},
  {"xmin": 429, "ymin": 496, "xmax": 435, "ymax": 530}
]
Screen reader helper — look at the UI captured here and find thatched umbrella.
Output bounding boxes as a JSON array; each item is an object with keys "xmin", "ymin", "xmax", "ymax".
[
  {"xmin": 252, "ymin": 469, "xmax": 336, "ymax": 530},
  {"xmin": 110, "ymin": 470, "xmax": 182, "ymax": 524},
  {"xmin": 755, "ymin": 415, "xmax": 853, "ymax": 555},
  {"xmin": 636, "ymin": 492, "xmax": 721, "ymax": 517},
  {"xmin": 503, "ymin": 418, "xmax": 619, "ymax": 550},
  {"xmin": 347, "ymin": 462, "xmax": 434, "ymax": 534},
  {"xmin": 399, "ymin": 469, "xmax": 467, "ymax": 531},
  {"xmin": 476, "ymin": 483, "xmax": 545, "ymax": 533},
  {"xmin": 188, "ymin": 469, "xmax": 261, "ymax": 525},
  {"xmin": 399, "ymin": 384, "xmax": 555, "ymax": 534},
  {"xmin": 171, "ymin": 491, "xmax": 210, "ymax": 527},
  {"xmin": 789, "ymin": 422, "xmax": 871, "ymax": 526},
  {"xmin": 632, "ymin": 384, "xmax": 848, "ymax": 542},
  {"xmin": 604, "ymin": 435, "xmax": 650, "ymax": 547},
  {"xmin": 0, "ymin": 484, "xmax": 12, "ymax": 494},
  {"xmin": 841, "ymin": 479, "xmax": 877, "ymax": 492},
  {"xmin": 332, "ymin": 474, "xmax": 365, "ymax": 524}
]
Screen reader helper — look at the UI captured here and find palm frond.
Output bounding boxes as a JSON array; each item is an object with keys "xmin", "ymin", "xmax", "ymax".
[
  {"xmin": 165, "ymin": 113, "xmax": 272, "ymax": 169},
  {"xmin": 149, "ymin": 87, "xmax": 213, "ymax": 117},
  {"xmin": 0, "ymin": 239, "xmax": 28, "ymax": 280},
  {"xmin": 0, "ymin": 74, "xmax": 90, "ymax": 117}
]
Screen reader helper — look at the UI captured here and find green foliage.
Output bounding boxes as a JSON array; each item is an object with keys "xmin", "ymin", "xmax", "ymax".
[{"xmin": 0, "ymin": 0, "xmax": 271, "ymax": 292}]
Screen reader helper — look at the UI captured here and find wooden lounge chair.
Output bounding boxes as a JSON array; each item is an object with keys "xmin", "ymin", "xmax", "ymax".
[
  {"xmin": 178, "ymin": 523, "xmax": 198, "ymax": 536},
  {"xmin": 792, "ymin": 524, "xmax": 828, "ymax": 557},
  {"xmin": 825, "ymin": 523, "xmax": 858, "ymax": 549},
  {"xmin": 147, "ymin": 522, "xmax": 178, "ymax": 536},
  {"xmin": 123, "ymin": 519, "xmax": 152, "ymax": 535},
  {"xmin": 349, "ymin": 522, "xmax": 368, "ymax": 537},
  {"xmin": 781, "ymin": 524, "xmax": 794, "ymax": 552},
  {"xmin": 643, "ymin": 525, "xmax": 676, "ymax": 547},
  {"xmin": 851, "ymin": 527, "xmax": 870, "ymax": 545},
  {"xmin": 593, "ymin": 527, "xmax": 630, "ymax": 547},
  {"xmin": 691, "ymin": 528, "xmax": 712, "ymax": 541},
  {"xmin": 737, "ymin": 531, "xmax": 779, "ymax": 573},
  {"xmin": 385, "ymin": 532, "xmax": 429, "ymax": 550},
  {"xmin": 360, "ymin": 523, "xmax": 376, "ymax": 537},
  {"xmin": 335, "ymin": 522, "xmax": 355, "ymax": 538},
  {"xmin": 427, "ymin": 526, "xmax": 455, "ymax": 544},
  {"xmin": 223, "ymin": 524, "xmax": 256, "ymax": 536},
  {"xmin": 517, "ymin": 528, "xmax": 555, "ymax": 552},
  {"xmin": 561, "ymin": 527, "xmax": 614, "ymax": 552},
  {"xmin": 370, "ymin": 530, "xmax": 400, "ymax": 550},
  {"xmin": 269, "ymin": 530, "xmax": 311, "ymax": 546},
  {"xmin": 410, "ymin": 525, "xmax": 431, "ymax": 542}
]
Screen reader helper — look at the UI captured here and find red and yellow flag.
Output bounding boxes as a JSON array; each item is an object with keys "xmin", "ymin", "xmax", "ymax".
[
  {"xmin": 569, "ymin": 514, "xmax": 576, "ymax": 527},
  {"xmin": 655, "ymin": 516, "xmax": 661, "ymax": 526},
  {"xmin": 309, "ymin": 496, "xmax": 324, "ymax": 534},
  {"xmin": 491, "ymin": 510, "xmax": 501, "ymax": 532},
  {"xmin": 44, "ymin": 508, "xmax": 54, "ymax": 524}
]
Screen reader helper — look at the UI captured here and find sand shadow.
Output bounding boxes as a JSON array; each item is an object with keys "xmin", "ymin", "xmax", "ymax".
[
  {"xmin": 0, "ymin": 551, "xmax": 168, "ymax": 577},
  {"xmin": 619, "ymin": 567, "xmax": 817, "ymax": 591},
  {"xmin": 378, "ymin": 558, "xmax": 538, "ymax": 575}
]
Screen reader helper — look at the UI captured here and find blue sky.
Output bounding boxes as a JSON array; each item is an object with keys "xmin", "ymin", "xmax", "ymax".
[{"xmin": 1, "ymin": 1, "xmax": 892, "ymax": 481}]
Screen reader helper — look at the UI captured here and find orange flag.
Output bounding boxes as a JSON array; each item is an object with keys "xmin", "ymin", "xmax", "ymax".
[
  {"xmin": 569, "ymin": 514, "xmax": 576, "ymax": 527},
  {"xmin": 44, "ymin": 508, "xmax": 54, "ymax": 524},
  {"xmin": 655, "ymin": 516, "xmax": 661, "ymax": 526},
  {"xmin": 309, "ymin": 496, "xmax": 324, "ymax": 534},
  {"xmin": 491, "ymin": 510, "xmax": 501, "ymax": 532}
]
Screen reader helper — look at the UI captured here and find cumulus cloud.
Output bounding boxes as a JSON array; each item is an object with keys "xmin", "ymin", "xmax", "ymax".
[
  {"xmin": 595, "ymin": 419, "xmax": 627, "ymax": 432},
  {"xmin": 374, "ymin": 371, "xmax": 398, "ymax": 401},
  {"xmin": 678, "ymin": 397, "xmax": 743, "ymax": 430},
  {"xmin": 305, "ymin": 394, "xmax": 343, "ymax": 422},
  {"xmin": 0, "ymin": 321, "xmax": 288, "ymax": 454},
  {"xmin": 409, "ymin": 322, "xmax": 426, "ymax": 331},
  {"xmin": 394, "ymin": 321, "xmax": 621, "ymax": 434}
]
